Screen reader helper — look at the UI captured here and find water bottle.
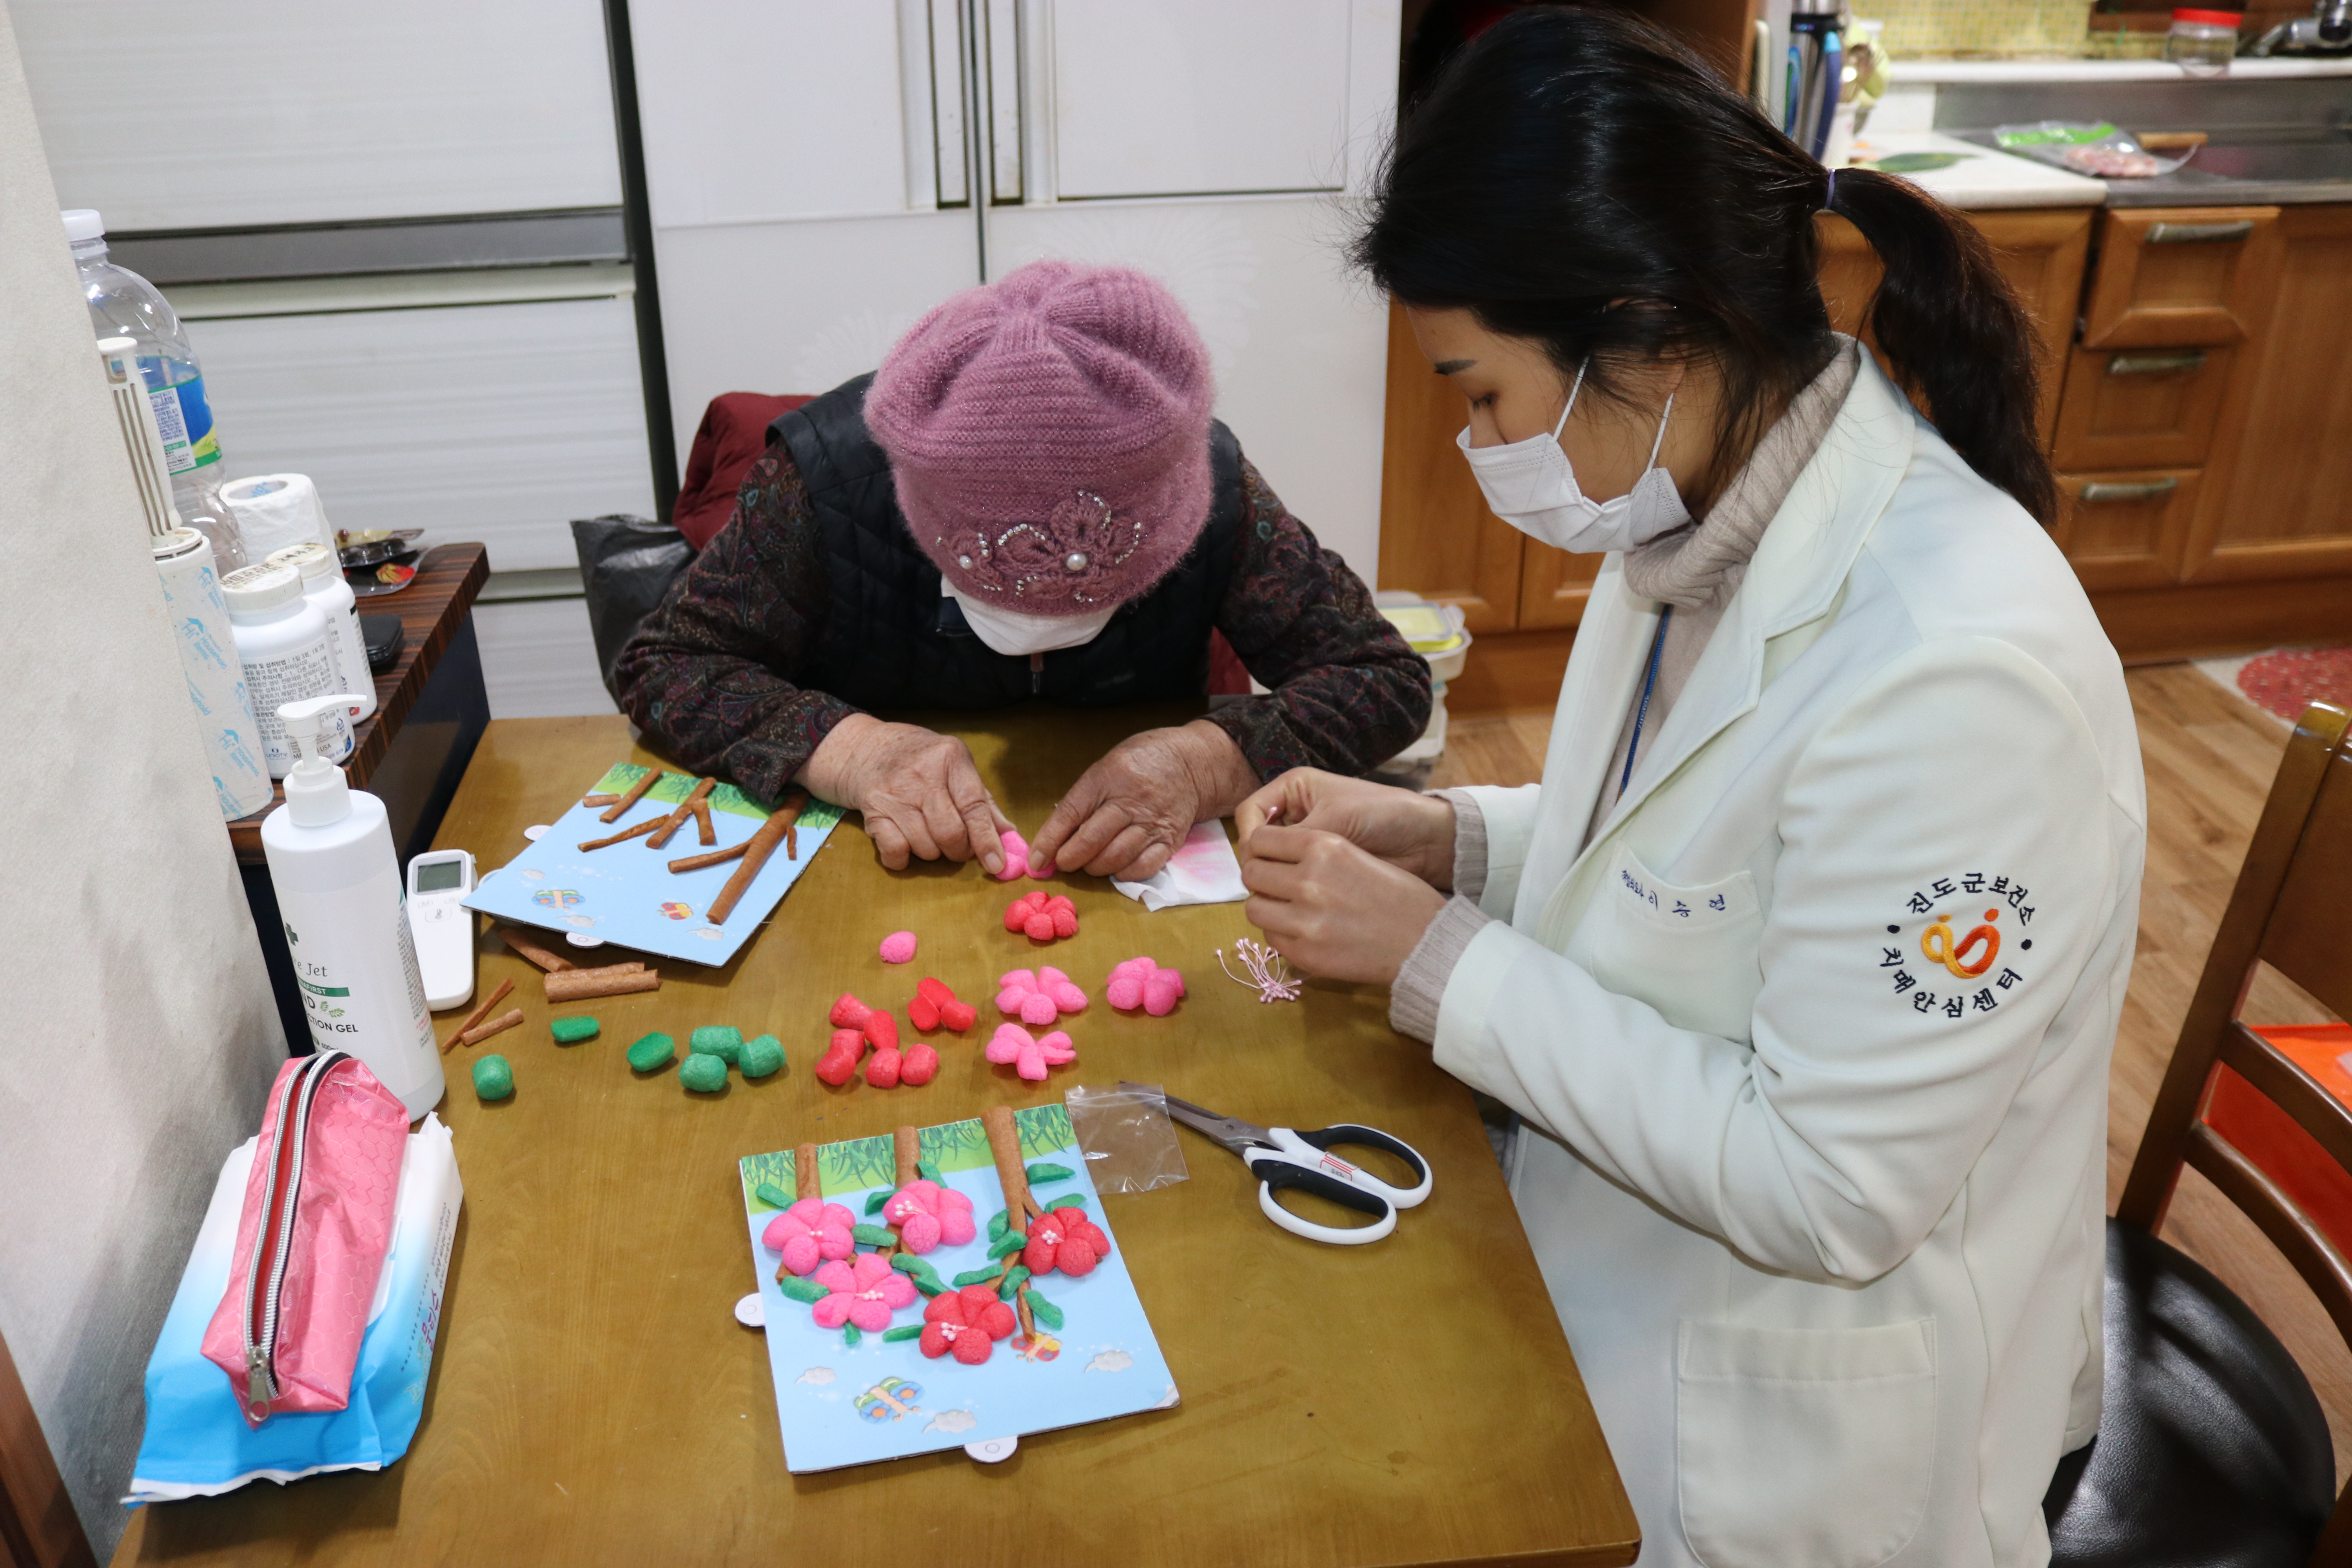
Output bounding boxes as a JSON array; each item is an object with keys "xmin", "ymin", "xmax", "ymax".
[{"xmin": 66, "ymin": 209, "xmax": 249, "ymax": 573}]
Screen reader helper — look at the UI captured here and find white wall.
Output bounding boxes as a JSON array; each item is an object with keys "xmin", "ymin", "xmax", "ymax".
[{"xmin": 0, "ymin": 4, "xmax": 289, "ymax": 1553}]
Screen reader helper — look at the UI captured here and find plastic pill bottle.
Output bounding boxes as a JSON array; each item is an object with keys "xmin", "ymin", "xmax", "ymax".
[
  {"xmin": 265, "ymin": 542, "xmax": 374, "ymax": 719},
  {"xmin": 221, "ymin": 562, "xmax": 344, "ymax": 777}
]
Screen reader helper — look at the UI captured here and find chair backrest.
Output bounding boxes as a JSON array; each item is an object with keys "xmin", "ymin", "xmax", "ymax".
[{"xmin": 2117, "ymin": 699, "xmax": 2352, "ymax": 1560}]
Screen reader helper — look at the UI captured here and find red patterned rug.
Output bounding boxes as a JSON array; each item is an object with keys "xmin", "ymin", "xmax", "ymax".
[{"xmin": 2237, "ymin": 646, "xmax": 2352, "ymax": 723}]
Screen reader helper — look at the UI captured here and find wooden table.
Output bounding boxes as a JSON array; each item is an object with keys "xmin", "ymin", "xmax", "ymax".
[{"xmin": 117, "ymin": 704, "xmax": 1637, "ymax": 1568}]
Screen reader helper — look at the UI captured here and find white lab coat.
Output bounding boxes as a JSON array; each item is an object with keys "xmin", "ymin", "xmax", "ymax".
[{"xmin": 1436, "ymin": 359, "xmax": 2145, "ymax": 1568}]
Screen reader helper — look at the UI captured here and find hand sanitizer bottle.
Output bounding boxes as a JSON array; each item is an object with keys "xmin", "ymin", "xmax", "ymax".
[{"xmin": 260, "ymin": 694, "xmax": 443, "ymax": 1118}]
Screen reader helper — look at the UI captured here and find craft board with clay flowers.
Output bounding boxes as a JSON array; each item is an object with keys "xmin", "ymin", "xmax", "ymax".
[
  {"xmin": 465, "ymin": 763, "xmax": 842, "ymax": 968},
  {"xmin": 740, "ymin": 1103, "xmax": 1177, "ymax": 1473}
]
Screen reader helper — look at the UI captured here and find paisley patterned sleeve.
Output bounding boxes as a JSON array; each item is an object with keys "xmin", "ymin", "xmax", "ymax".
[
  {"xmin": 1201, "ymin": 456, "xmax": 1432, "ymax": 780},
  {"xmin": 610, "ymin": 446, "xmax": 859, "ymax": 806}
]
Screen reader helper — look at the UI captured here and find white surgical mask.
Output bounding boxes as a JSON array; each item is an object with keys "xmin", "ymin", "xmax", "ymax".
[
  {"xmin": 943, "ymin": 584, "xmax": 1116, "ymax": 656},
  {"xmin": 1457, "ymin": 361, "xmax": 1690, "ymax": 554}
]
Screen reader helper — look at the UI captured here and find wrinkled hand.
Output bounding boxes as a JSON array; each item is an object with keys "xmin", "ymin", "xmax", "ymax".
[
  {"xmin": 1235, "ymin": 768, "xmax": 1457, "ymax": 890},
  {"xmin": 1029, "ymin": 721, "xmax": 1259, "ymax": 882},
  {"xmin": 800, "ymin": 714, "xmax": 1012, "ymax": 872},
  {"xmin": 1240, "ymin": 826, "xmax": 1447, "ymax": 985}
]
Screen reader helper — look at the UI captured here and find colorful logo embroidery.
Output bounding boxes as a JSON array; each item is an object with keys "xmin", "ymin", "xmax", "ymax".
[
  {"xmin": 533, "ymin": 888, "xmax": 584, "ymax": 909},
  {"xmin": 660, "ymin": 902, "xmax": 693, "ymax": 921},
  {"xmin": 1877, "ymin": 872, "xmax": 2036, "ymax": 1020},
  {"xmin": 854, "ymin": 1377, "xmax": 923, "ymax": 1423}
]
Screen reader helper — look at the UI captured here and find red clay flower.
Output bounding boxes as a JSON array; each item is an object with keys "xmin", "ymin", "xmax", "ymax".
[
  {"xmin": 1023, "ymin": 1203, "xmax": 1111, "ymax": 1278},
  {"xmin": 920, "ymin": 1284, "xmax": 1019, "ymax": 1365}
]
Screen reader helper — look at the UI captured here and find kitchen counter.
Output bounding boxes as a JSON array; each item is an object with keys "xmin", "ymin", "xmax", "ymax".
[{"xmin": 1849, "ymin": 129, "xmax": 2109, "ymax": 208}]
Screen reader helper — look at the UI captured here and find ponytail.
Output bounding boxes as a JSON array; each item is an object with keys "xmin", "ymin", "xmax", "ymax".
[
  {"xmin": 1356, "ymin": 8, "xmax": 2058, "ymax": 526},
  {"xmin": 1827, "ymin": 169, "xmax": 2054, "ymax": 524}
]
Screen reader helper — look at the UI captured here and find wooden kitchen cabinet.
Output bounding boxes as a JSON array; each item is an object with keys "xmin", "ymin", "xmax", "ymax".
[
  {"xmin": 2050, "ymin": 470, "xmax": 2201, "ymax": 590},
  {"xmin": 2051, "ymin": 345, "xmax": 2236, "ymax": 471},
  {"xmin": 2079, "ymin": 207, "xmax": 2283, "ymax": 349}
]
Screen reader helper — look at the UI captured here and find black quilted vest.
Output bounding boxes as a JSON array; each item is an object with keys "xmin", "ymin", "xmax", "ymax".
[{"xmin": 774, "ymin": 374, "xmax": 1247, "ymax": 711}]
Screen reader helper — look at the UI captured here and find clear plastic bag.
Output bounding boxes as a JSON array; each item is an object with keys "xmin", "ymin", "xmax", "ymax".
[
  {"xmin": 1992, "ymin": 120, "xmax": 2192, "ymax": 180},
  {"xmin": 1064, "ymin": 1082, "xmax": 1190, "ymax": 1195}
]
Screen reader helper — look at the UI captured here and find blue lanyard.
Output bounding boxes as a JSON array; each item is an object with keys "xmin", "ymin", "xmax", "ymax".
[{"xmin": 1621, "ymin": 604, "xmax": 1673, "ymax": 797}]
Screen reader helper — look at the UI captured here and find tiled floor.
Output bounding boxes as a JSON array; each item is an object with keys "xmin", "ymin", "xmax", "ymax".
[{"xmin": 1433, "ymin": 665, "xmax": 2352, "ymax": 1481}]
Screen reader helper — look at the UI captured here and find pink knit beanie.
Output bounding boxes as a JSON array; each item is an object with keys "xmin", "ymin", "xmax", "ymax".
[{"xmin": 867, "ymin": 260, "xmax": 1215, "ymax": 616}]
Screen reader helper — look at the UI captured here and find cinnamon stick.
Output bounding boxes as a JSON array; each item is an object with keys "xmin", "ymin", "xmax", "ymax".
[
  {"xmin": 981, "ymin": 1105, "xmax": 1038, "ymax": 1224},
  {"xmin": 495, "ymin": 925, "xmax": 575, "ymax": 973},
  {"xmin": 648, "ymin": 777, "xmax": 715, "ymax": 850},
  {"xmin": 691, "ymin": 797, "xmax": 715, "ymax": 846},
  {"xmin": 459, "ymin": 1008, "xmax": 523, "ymax": 1047},
  {"xmin": 708, "ymin": 789, "xmax": 808, "ymax": 923},
  {"xmin": 544, "ymin": 964, "xmax": 659, "ymax": 1003},
  {"xmin": 599, "ymin": 767, "xmax": 661, "ymax": 824},
  {"xmin": 581, "ymin": 793, "xmax": 620, "ymax": 807},
  {"xmin": 666, "ymin": 842, "xmax": 747, "ymax": 874},
  {"xmin": 441, "ymin": 976, "xmax": 514, "ymax": 1053},
  {"xmin": 577, "ymin": 816, "xmax": 664, "ymax": 851}
]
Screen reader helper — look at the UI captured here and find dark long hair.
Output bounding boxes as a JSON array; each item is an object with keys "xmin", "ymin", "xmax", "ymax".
[{"xmin": 1354, "ymin": 7, "xmax": 2055, "ymax": 524}]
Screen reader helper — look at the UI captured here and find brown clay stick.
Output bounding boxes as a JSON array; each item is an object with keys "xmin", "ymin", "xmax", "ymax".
[
  {"xmin": 667, "ymin": 842, "xmax": 746, "ymax": 874},
  {"xmin": 1015, "ymin": 1286, "xmax": 1036, "ymax": 1341},
  {"xmin": 441, "ymin": 976, "xmax": 514, "ymax": 1052},
  {"xmin": 494, "ymin": 925, "xmax": 575, "ymax": 973},
  {"xmin": 543, "ymin": 964, "xmax": 659, "ymax": 1003},
  {"xmin": 581, "ymin": 793, "xmax": 620, "ymax": 807},
  {"xmin": 876, "ymin": 1126, "xmax": 923, "ymax": 1259},
  {"xmin": 459, "ymin": 1008, "xmax": 524, "ymax": 1047},
  {"xmin": 691, "ymin": 797, "xmax": 715, "ymax": 846},
  {"xmin": 981, "ymin": 1105, "xmax": 1039, "ymax": 1227},
  {"xmin": 707, "ymin": 789, "xmax": 807, "ymax": 923},
  {"xmin": 646, "ymin": 777, "xmax": 711, "ymax": 850},
  {"xmin": 578, "ymin": 816, "xmax": 664, "ymax": 852},
  {"xmin": 599, "ymin": 767, "xmax": 661, "ymax": 824}
]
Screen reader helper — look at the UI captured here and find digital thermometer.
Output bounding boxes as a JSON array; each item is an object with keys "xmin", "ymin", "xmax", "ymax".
[{"xmin": 406, "ymin": 849, "xmax": 476, "ymax": 1011}]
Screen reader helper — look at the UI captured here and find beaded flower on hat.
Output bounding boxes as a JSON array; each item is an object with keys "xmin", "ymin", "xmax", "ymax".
[{"xmin": 944, "ymin": 489, "xmax": 1145, "ymax": 605}]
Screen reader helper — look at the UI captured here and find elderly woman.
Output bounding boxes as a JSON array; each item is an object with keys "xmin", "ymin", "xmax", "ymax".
[{"xmin": 613, "ymin": 260, "xmax": 1428, "ymax": 882}]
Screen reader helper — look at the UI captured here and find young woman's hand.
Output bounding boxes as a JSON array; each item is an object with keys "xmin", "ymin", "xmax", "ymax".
[
  {"xmin": 1240, "ymin": 826, "xmax": 1448, "ymax": 985},
  {"xmin": 1028, "ymin": 720, "xmax": 1259, "ymax": 881},
  {"xmin": 800, "ymin": 713, "xmax": 1013, "ymax": 872},
  {"xmin": 1234, "ymin": 769, "xmax": 1457, "ymax": 890}
]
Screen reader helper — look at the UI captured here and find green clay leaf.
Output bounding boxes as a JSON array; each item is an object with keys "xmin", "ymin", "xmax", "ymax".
[
  {"xmin": 864, "ymin": 1191, "xmax": 889, "ymax": 1215},
  {"xmin": 891, "ymin": 1254, "xmax": 940, "ymax": 1285},
  {"xmin": 755, "ymin": 1181, "xmax": 793, "ymax": 1211},
  {"xmin": 952, "ymin": 1267, "xmax": 1002, "ymax": 1288},
  {"xmin": 882, "ymin": 1325, "xmax": 923, "ymax": 1342},
  {"xmin": 851, "ymin": 1223, "xmax": 896, "ymax": 1248},
  {"xmin": 997, "ymin": 1265, "xmax": 1031, "ymax": 1300},
  {"xmin": 917, "ymin": 1159, "xmax": 942, "ymax": 1184},
  {"xmin": 1026, "ymin": 1292, "xmax": 1064, "ymax": 1330},
  {"xmin": 987, "ymin": 1209, "xmax": 1009, "ymax": 1241},
  {"xmin": 1046, "ymin": 1194, "xmax": 1086, "ymax": 1212},
  {"xmin": 843, "ymin": 1324, "xmax": 862, "ymax": 1347},
  {"xmin": 778, "ymin": 1276, "xmax": 827, "ymax": 1305},
  {"xmin": 987, "ymin": 1232, "xmax": 1027, "ymax": 1261},
  {"xmin": 1024, "ymin": 1162, "xmax": 1075, "ymax": 1185},
  {"xmin": 913, "ymin": 1275, "xmax": 946, "ymax": 1298}
]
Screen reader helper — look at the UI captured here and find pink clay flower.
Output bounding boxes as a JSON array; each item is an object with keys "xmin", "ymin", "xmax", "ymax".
[
  {"xmin": 882, "ymin": 1178, "xmax": 978, "ymax": 1254},
  {"xmin": 761, "ymin": 1198, "xmax": 856, "ymax": 1277},
  {"xmin": 985, "ymin": 1023, "xmax": 1076, "ymax": 1082},
  {"xmin": 810, "ymin": 1252, "xmax": 917, "ymax": 1332}
]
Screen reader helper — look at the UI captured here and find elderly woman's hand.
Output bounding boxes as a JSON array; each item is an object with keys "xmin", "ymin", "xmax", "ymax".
[
  {"xmin": 1240, "ymin": 825, "xmax": 1448, "ymax": 985},
  {"xmin": 1028, "ymin": 721, "xmax": 1259, "ymax": 882},
  {"xmin": 801, "ymin": 714, "xmax": 1014, "ymax": 872}
]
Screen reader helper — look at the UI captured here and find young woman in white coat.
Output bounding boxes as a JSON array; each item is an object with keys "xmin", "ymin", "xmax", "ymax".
[{"xmin": 1238, "ymin": 12, "xmax": 2145, "ymax": 1566}]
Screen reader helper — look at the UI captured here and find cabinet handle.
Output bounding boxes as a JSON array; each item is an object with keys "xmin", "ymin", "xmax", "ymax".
[
  {"xmin": 2079, "ymin": 478, "xmax": 2180, "ymax": 503},
  {"xmin": 2106, "ymin": 350, "xmax": 2207, "ymax": 376},
  {"xmin": 2147, "ymin": 219, "xmax": 2255, "ymax": 244}
]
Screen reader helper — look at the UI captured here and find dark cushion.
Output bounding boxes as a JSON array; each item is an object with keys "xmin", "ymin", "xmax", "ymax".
[{"xmin": 2045, "ymin": 1218, "xmax": 2335, "ymax": 1567}]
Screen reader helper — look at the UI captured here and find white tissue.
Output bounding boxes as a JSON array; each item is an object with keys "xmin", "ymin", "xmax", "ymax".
[{"xmin": 1111, "ymin": 819, "xmax": 1248, "ymax": 911}]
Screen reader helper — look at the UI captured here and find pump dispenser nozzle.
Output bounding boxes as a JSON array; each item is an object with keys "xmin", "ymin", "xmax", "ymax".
[{"xmin": 278, "ymin": 694, "xmax": 366, "ymax": 826}]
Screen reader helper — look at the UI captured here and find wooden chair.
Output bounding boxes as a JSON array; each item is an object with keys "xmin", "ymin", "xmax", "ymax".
[{"xmin": 2047, "ymin": 701, "xmax": 2352, "ymax": 1568}]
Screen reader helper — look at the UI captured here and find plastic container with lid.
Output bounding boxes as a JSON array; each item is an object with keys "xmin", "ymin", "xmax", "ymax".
[
  {"xmin": 2167, "ymin": 8, "xmax": 2239, "ymax": 73},
  {"xmin": 266, "ymin": 543, "xmax": 375, "ymax": 720},
  {"xmin": 221, "ymin": 563, "xmax": 348, "ymax": 777}
]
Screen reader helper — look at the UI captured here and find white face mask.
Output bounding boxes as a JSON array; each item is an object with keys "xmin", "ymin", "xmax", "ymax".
[
  {"xmin": 1456, "ymin": 361, "xmax": 1691, "ymax": 554},
  {"xmin": 942, "ymin": 584, "xmax": 1116, "ymax": 656}
]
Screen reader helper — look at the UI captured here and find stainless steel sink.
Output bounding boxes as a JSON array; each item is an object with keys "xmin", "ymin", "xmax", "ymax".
[{"xmin": 2189, "ymin": 135, "xmax": 2352, "ymax": 182}]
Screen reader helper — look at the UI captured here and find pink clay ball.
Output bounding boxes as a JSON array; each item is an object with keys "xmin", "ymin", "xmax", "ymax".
[
  {"xmin": 1024, "ymin": 913, "xmax": 1056, "ymax": 940},
  {"xmin": 1020, "ymin": 992, "xmax": 1060, "ymax": 1027},
  {"xmin": 996, "ymin": 830, "xmax": 1030, "ymax": 882},
  {"xmin": 1047, "ymin": 982, "xmax": 1088, "ymax": 1013},
  {"xmin": 1155, "ymin": 966, "xmax": 1185, "ymax": 998},
  {"xmin": 1106, "ymin": 976, "xmax": 1143, "ymax": 1011},
  {"xmin": 879, "ymin": 930, "xmax": 918, "ymax": 964},
  {"xmin": 1142, "ymin": 978, "xmax": 1180, "ymax": 1016}
]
